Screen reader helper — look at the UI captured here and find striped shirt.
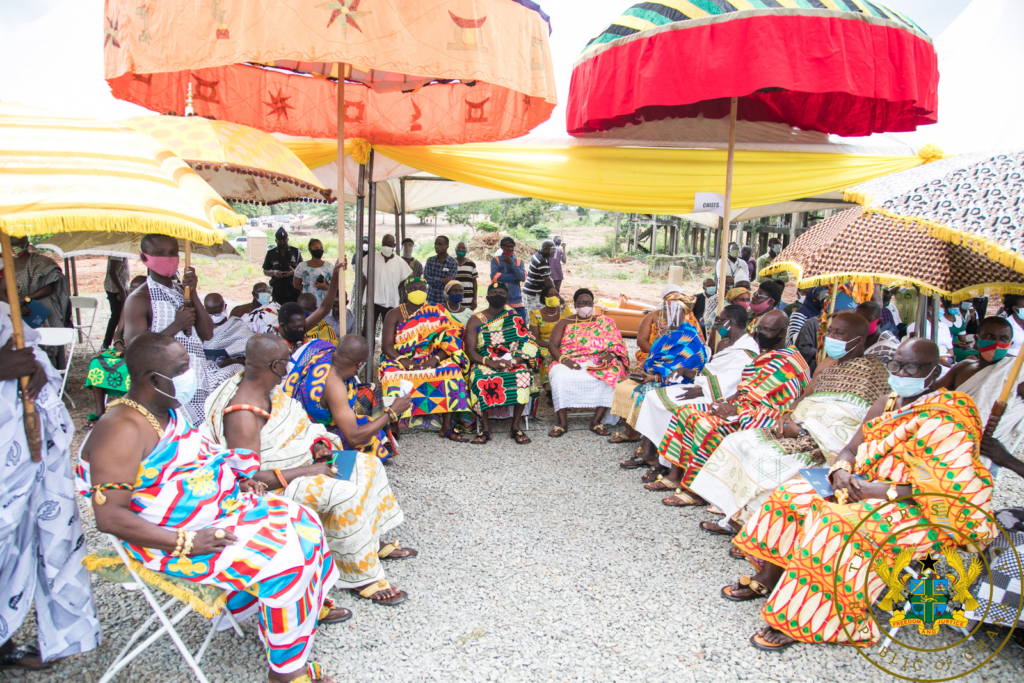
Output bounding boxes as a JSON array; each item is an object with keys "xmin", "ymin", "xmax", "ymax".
[{"xmin": 523, "ymin": 252, "xmax": 550, "ymax": 297}]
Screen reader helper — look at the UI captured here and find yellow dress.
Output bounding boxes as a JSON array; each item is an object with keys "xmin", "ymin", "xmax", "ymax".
[{"xmin": 529, "ymin": 304, "xmax": 569, "ymax": 388}]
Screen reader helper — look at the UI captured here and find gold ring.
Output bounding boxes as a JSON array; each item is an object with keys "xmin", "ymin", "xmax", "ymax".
[{"xmin": 214, "ymin": 529, "xmax": 226, "ymax": 539}]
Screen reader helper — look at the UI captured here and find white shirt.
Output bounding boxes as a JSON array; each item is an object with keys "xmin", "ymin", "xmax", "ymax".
[
  {"xmin": 713, "ymin": 257, "xmax": 749, "ymax": 283},
  {"xmin": 362, "ymin": 251, "xmax": 412, "ymax": 308},
  {"xmin": 906, "ymin": 320, "xmax": 954, "ymax": 356},
  {"xmin": 1008, "ymin": 315, "xmax": 1024, "ymax": 357},
  {"xmin": 886, "ymin": 300, "xmax": 902, "ymax": 325}
]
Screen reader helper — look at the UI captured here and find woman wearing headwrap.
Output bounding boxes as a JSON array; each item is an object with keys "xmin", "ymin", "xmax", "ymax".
[
  {"xmin": 787, "ymin": 285, "xmax": 826, "ymax": 346},
  {"xmin": 443, "ymin": 280, "xmax": 474, "ymax": 326},
  {"xmin": 608, "ymin": 292, "xmax": 709, "ymax": 444},
  {"xmin": 633, "ymin": 285, "xmax": 698, "ymax": 371}
]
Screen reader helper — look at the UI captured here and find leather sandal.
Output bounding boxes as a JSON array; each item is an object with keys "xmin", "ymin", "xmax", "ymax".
[{"xmin": 721, "ymin": 576, "xmax": 771, "ymax": 602}]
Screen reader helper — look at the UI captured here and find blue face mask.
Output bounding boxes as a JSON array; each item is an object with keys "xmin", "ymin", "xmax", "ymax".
[
  {"xmin": 257, "ymin": 292, "xmax": 271, "ymax": 306},
  {"xmin": 706, "ymin": 286, "xmax": 717, "ymax": 297},
  {"xmin": 960, "ymin": 301, "xmax": 972, "ymax": 311},
  {"xmin": 716, "ymin": 325, "xmax": 731, "ymax": 338},
  {"xmin": 154, "ymin": 367, "xmax": 198, "ymax": 406},
  {"xmin": 448, "ymin": 293, "xmax": 463, "ymax": 304},
  {"xmin": 887, "ymin": 372, "xmax": 932, "ymax": 398},
  {"xmin": 823, "ymin": 335, "xmax": 859, "ymax": 360},
  {"xmin": 1016, "ymin": 309, "xmax": 1024, "ymax": 321}
]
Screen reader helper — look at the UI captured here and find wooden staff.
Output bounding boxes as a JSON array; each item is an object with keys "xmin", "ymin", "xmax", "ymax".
[
  {"xmin": 182, "ymin": 240, "xmax": 193, "ymax": 336},
  {"xmin": 0, "ymin": 230, "xmax": 42, "ymax": 462},
  {"xmin": 984, "ymin": 348, "xmax": 1024, "ymax": 438},
  {"xmin": 337, "ymin": 61, "xmax": 348, "ymax": 335},
  {"xmin": 817, "ymin": 282, "xmax": 839, "ymax": 363},
  {"xmin": 713, "ymin": 97, "xmax": 738, "ymax": 350}
]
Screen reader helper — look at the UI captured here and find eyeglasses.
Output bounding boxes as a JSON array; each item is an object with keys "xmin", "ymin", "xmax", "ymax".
[
  {"xmin": 268, "ymin": 359, "xmax": 289, "ymax": 378},
  {"xmin": 886, "ymin": 360, "xmax": 936, "ymax": 376}
]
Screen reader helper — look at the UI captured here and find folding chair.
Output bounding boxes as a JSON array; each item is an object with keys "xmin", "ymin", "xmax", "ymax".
[
  {"xmin": 35, "ymin": 327, "xmax": 76, "ymax": 408},
  {"xmin": 70, "ymin": 295, "xmax": 100, "ymax": 354},
  {"xmin": 85, "ymin": 536, "xmax": 243, "ymax": 683}
]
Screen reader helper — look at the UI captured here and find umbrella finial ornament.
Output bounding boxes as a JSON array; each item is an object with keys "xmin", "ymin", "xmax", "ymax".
[
  {"xmin": 918, "ymin": 144, "xmax": 946, "ymax": 164},
  {"xmin": 185, "ymin": 82, "xmax": 195, "ymax": 117}
]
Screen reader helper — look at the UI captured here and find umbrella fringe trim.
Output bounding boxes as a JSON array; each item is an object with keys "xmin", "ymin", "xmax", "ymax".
[
  {"xmin": 792, "ymin": 271, "xmax": 1024, "ymax": 305},
  {"xmin": 0, "ymin": 212, "xmax": 230, "ymax": 246}
]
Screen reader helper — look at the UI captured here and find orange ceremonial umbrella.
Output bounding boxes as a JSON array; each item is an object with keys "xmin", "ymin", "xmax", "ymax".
[{"xmin": 103, "ymin": 0, "xmax": 557, "ymax": 334}]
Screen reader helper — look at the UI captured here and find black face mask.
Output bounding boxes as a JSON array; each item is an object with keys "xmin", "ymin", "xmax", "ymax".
[
  {"xmin": 757, "ymin": 329, "xmax": 783, "ymax": 351},
  {"xmin": 486, "ymin": 295, "xmax": 507, "ymax": 309},
  {"xmin": 281, "ymin": 325, "xmax": 306, "ymax": 343},
  {"xmin": 310, "ymin": 249, "xmax": 324, "ymax": 259}
]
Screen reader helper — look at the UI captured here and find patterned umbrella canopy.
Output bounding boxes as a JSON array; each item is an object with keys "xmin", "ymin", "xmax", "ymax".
[
  {"xmin": 568, "ymin": 1, "xmax": 938, "ymax": 138},
  {"xmin": 103, "ymin": 0, "xmax": 557, "ymax": 145},
  {"xmin": 845, "ymin": 151, "xmax": 1024, "ymax": 274},
  {"xmin": 36, "ymin": 232, "xmax": 241, "ymax": 261},
  {"xmin": 125, "ymin": 116, "xmax": 332, "ymax": 205},
  {"xmin": 760, "ymin": 207, "xmax": 1024, "ymax": 303}
]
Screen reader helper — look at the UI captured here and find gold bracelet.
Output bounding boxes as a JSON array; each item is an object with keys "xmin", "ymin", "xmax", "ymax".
[
  {"xmin": 828, "ymin": 460, "xmax": 852, "ymax": 476},
  {"xmin": 180, "ymin": 531, "xmax": 197, "ymax": 558},
  {"xmin": 887, "ymin": 483, "xmax": 899, "ymax": 501},
  {"xmin": 386, "ymin": 407, "xmax": 399, "ymax": 422},
  {"xmin": 171, "ymin": 528, "xmax": 186, "ymax": 557}
]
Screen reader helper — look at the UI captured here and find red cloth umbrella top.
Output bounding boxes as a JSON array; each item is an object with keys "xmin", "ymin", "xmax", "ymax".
[{"xmin": 567, "ymin": 1, "xmax": 938, "ymax": 138}]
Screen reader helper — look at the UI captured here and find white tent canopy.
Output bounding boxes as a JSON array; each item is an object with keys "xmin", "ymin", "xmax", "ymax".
[{"xmin": 894, "ymin": 0, "xmax": 1024, "ymax": 154}]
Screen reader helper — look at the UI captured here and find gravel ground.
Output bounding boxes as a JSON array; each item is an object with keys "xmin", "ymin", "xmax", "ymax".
[{"xmin": 6, "ymin": 309, "xmax": 1024, "ymax": 683}]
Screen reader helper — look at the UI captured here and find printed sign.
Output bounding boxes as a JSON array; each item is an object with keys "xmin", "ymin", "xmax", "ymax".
[{"xmin": 693, "ymin": 192, "xmax": 726, "ymax": 218}]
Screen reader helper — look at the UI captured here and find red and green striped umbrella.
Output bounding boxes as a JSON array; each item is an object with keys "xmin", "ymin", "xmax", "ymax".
[{"xmin": 568, "ymin": 1, "xmax": 938, "ymax": 138}]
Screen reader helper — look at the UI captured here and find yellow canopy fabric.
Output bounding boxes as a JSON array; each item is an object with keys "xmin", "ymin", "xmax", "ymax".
[
  {"xmin": 0, "ymin": 103, "xmax": 240, "ymax": 245},
  {"xmin": 125, "ymin": 116, "xmax": 330, "ymax": 204},
  {"xmin": 281, "ymin": 138, "xmax": 929, "ymax": 213}
]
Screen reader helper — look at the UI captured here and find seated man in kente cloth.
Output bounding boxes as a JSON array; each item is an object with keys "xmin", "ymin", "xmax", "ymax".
[
  {"xmin": 648, "ymin": 310, "xmax": 810, "ymax": 506},
  {"xmin": 379, "ymin": 276, "xmax": 471, "ymax": 441},
  {"xmin": 201, "ymin": 292, "xmax": 253, "ymax": 391},
  {"xmin": 77, "ymin": 333, "xmax": 349, "ymax": 683},
  {"xmin": 725, "ymin": 339, "xmax": 997, "ymax": 652},
  {"xmin": 234, "ymin": 281, "xmax": 278, "ymax": 334},
  {"xmin": 691, "ymin": 312, "xmax": 890, "ymax": 536},
  {"xmin": 546, "ymin": 288, "xmax": 630, "ymax": 437},
  {"xmin": 463, "ymin": 282, "xmax": 542, "ymax": 445},
  {"xmin": 608, "ymin": 291, "xmax": 707, "ymax": 445},
  {"xmin": 205, "ymin": 334, "xmax": 415, "ymax": 606},
  {"xmin": 624, "ymin": 304, "xmax": 759, "ymax": 475}
]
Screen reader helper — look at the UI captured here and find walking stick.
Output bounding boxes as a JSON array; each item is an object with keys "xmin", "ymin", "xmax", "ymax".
[
  {"xmin": 984, "ymin": 349, "xmax": 1024, "ymax": 438},
  {"xmin": 1, "ymin": 230, "xmax": 42, "ymax": 462}
]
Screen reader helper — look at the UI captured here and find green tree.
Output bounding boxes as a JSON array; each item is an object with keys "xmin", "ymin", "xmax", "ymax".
[
  {"xmin": 445, "ymin": 203, "xmax": 476, "ymax": 228},
  {"xmin": 228, "ymin": 201, "xmax": 270, "ymax": 219},
  {"xmin": 311, "ymin": 203, "xmax": 353, "ymax": 234},
  {"xmin": 415, "ymin": 207, "xmax": 439, "ymax": 225}
]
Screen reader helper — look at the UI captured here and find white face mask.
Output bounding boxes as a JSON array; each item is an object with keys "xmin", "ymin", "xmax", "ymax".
[
  {"xmin": 209, "ymin": 312, "xmax": 226, "ymax": 324},
  {"xmin": 154, "ymin": 367, "xmax": 198, "ymax": 406},
  {"xmin": 577, "ymin": 306, "xmax": 594, "ymax": 319},
  {"xmin": 771, "ymin": 244, "xmax": 781, "ymax": 254},
  {"xmin": 380, "ymin": 246, "xmax": 394, "ymax": 258}
]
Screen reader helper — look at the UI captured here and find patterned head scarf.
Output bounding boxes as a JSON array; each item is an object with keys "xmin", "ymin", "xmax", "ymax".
[
  {"xmin": 656, "ymin": 291, "xmax": 701, "ymax": 343},
  {"xmin": 405, "ymin": 276, "xmax": 426, "ymax": 287},
  {"xmin": 487, "ymin": 282, "xmax": 509, "ymax": 294},
  {"xmin": 726, "ymin": 287, "xmax": 751, "ymax": 303},
  {"xmin": 444, "ymin": 279, "xmax": 463, "ymax": 294}
]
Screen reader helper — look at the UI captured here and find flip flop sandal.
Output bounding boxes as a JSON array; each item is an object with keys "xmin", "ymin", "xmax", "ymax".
[
  {"xmin": 471, "ymin": 432, "xmax": 492, "ymax": 445},
  {"xmin": 644, "ymin": 475, "xmax": 677, "ymax": 492},
  {"xmin": 699, "ymin": 521, "xmax": 737, "ymax": 536},
  {"xmin": 548, "ymin": 426, "xmax": 567, "ymax": 438},
  {"xmin": 662, "ymin": 489, "xmax": 705, "ymax": 506},
  {"xmin": 728, "ymin": 546, "xmax": 748, "ymax": 561},
  {"xmin": 608, "ymin": 432, "xmax": 640, "ymax": 444},
  {"xmin": 379, "ymin": 540, "xmax": 417, "ymax": 561},
  {"xmin": 0, "ymin": 644, "xmax": 54, "ymax": 671},
  {"xmin": 440, "ymin": 428, "xmax": 469, "ymax": 443},
  {"xmin": 317, "ymin": 598, "xmax": 353, "ymax": 625},
  {"xmin": 351, "ymin": 579, "xmax": 407, "ymax": 606},
  {"xmin": 619, "ymin": 455, "xmax": 648, "ymax": 470},
  {"xmin": 589, "ymin": 425, "xmax": 610, "ymax": 436},
  {"xmin": 640, "ymin": 466, "xmax": 669, "ymax": 482},
  {"xmin": 511, "ymin": 430, "xmax": 532, "ymax": 445},
  {"xmin": 749, "ymin": 631, "xmax": 797, "ymax": 653},
  {"xmin": 721, "ymin": 576, "xmax": 771, "ymax": 602}
]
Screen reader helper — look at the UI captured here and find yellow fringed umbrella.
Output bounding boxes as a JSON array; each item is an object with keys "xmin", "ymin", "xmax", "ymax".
[{"xmin": 0, "ymin": 102, "xmax": 242, "ymax": 462}]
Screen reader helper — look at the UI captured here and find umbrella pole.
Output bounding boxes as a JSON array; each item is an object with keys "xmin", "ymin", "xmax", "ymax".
[
  {"xmin": 337, "ymin": 62, "xmax": 347, "ymax": 335},
  {"xmin": 183, "ymin": 240, "xmax": 194, "ymax": 336},
  {"xmin": 0, "ymin": 231, "xmax": 42, "ymax": 463},
  {"xmin": 713, "ymin": 97, "xmax": 737, "ymax": 350},
  {"xmin": 985, "ymin": 349, "xmax": 1024, "ymax": 438},
  {"xmin": 818, "ymin": 283, "xmax": 839, "ymax": 363}
]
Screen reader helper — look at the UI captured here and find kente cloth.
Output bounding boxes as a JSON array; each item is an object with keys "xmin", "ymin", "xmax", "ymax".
[
  {"xmin": 745, "ymin": 312, "xmax": 764, "ymax": 336},
  {"xmin": 528, "ymin": 304, "xmax": 569, "ymax": 388},
  {"xmin": 379, "ymin": 304, "xmax": 470, "ymax": 416},
  {"xmin": 691, "ymin": 356, "xmax": 889, "ymax": 525},
  {"xmin": 865, "ymin": 329, "xmax": 900, "ymax": 367},
  {"xmin": 205, "ymin": 317, "xmax": 253, "ymax": 358},
  {"xmin": 955, "ymin": 355, "xmax": 1024, "ymax": 453},
  {"xmin": 467, "ymin": 307, "xmax": 541, "ymax": 414},
  {"xmin": 204, "ymin": 374, "xmax": 403, "ymax": 589},
  {"xmin": 966, "ymin": 508, "xmax": 1024, "ymax": 629},
  {"xmin": 0, "ymin": 303, "xmax": 100, "ymax": 661},
  {"xmin": 634, "ymin": 334, "xmax": 760, "ymax": 445},
  {"xmin": 304, "ymin": 319, "xmax": 339, "ymax": 345},
  {"xmin": 548, "ymin": 364, "xmax": 619, "ymax": 424},
  {"xmin": 147, "ymin": 277, "xmax": 209, "ymax": 423},
  {"xmin": 733, "ymin": 391, "xmax": 996, "ymax": 646},
  {"xmin": 241, "ymin": 303, "xmax": 281, "ymax": 335},
  {"xmin": 611, "ymin": 322, "xmax": 708, "ymax": 427},
  {"xmin": 284, "ymin": 340, "xmax": 396, "ymax": 461},
  {"xmin": 84, "ymin": 349, "xmax": 131, "ymax": 397},
  {"xmin": 658, "ymin": 347, "xmax": 810, "ymax": 489},
  {"xmin": 76, "ymin": 411, "xmax": 337, "ymax": 675},
  {"xmin": 556, "ymin": 315, "xmax": 629, "ymax": 388}
]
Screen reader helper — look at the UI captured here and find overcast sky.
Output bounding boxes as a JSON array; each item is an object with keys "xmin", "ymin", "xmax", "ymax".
[{"xmin": 0, "ymin": 0, "xmax": 972, "ymax": 130}]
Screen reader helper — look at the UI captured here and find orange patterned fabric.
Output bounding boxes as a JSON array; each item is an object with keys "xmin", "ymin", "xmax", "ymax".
[
  {"xmin": 103, "ymin": 0, "xmax": 556, "ymax": 144},
  {"xmin": 733, "ymin": 390, "xmax": 996, "ymax": 646}
]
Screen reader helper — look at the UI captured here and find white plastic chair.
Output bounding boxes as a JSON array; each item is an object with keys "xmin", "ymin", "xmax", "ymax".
[
  {"xmin": 35, "ymin": 327, "xmax": 76, "ymax": 408},
  {"xmin": 97, "ymin": 535, "xmax": 243, "ymax": 683},
  {"xmin": 70, "ymin": 295, "xmax": 100, "ymax": 354}
]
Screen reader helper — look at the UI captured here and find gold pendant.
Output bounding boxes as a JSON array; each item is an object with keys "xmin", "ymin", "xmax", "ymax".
[{"xmin": 95, "ymin": 489, "xmax": 107, "ymax": 505}]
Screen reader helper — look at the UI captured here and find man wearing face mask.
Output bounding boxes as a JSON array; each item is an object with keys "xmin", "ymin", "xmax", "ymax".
[
  {"xmin": 423, "ymin": 235, "xmax": 460, "ymax": 306},
  {"xmin": 490, "ymin": 237, "xmax": 527, "ymax": 320},
  {"xmin": 397, "ymin": 238, "xmax": 424, "ymax": 305},
  {"xmin": 201, "ymin": 292, "xmax": 254, "ymax": 391},
  {"xmin": 362, "ymin": 233, "xmax": 411, "ymax": 336},
  {"xmin": 714, "ymin": 241, "xmax": 748, "ymax": 285},
  {"xmin": 695, "ymin": 312, "xmax": 889, "ymax": 539},
  {"xmin": 78, "ymin": 333, "xmax": 349, "ymax": 681},
  {"xmin": 756, "ymin": 238, "xmax": 789, "ymax": 284},
  {"xmin": 649, "ymin": 310, "xmax": 810, "ymax": 504},
  {"xmin": 743, "ymin": 280, "xmax": 783, "ymax": 335},
  {"xmin": 275, "ymin": 260, "xmax": 346, "ymax": 351},
  {"xmin": 380, "ymin": 277, "xmax": 472, "ymax": 441},
  {"xmin": 453, "ymin": 241, "xmax": 479, "ymax": 310},
  {"xmin": 324, "ymin": 292, "xmax": 356, "ymax": 338},
  {"xmin": 856, "ymin": 301, "xmax": 900, "ymax": 366},
  {"xmin": 231, "ymin": 282, "xmax": 275, "ymax": 327},
  {"xmin": 693, "ymin": 278, "xmax": 714, "ymax": 330},
  {"xmin": 740, "ymin": 245, "xmax": 756, "ymax": 282},
  {"xmin": 123, "ymin": 233, "xmax": 214, "ymax": 423},
  {"xmin": 548, "ymin": 236, "xmax": 567, "ymax": 293},
  {"xmin": 262, "ymin": 227, "xmax": 302, "ymax": 304},
  {"xmin": 730, "ymin": 338, "xmax": 995, "ymax": 652},
  {"xmin": 204, "ymin": 334, "xmax": 414, "ymax": 607},
  {"xmin": 703, "ymin": 276, "xmax": 732, "ymax": 331}
]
